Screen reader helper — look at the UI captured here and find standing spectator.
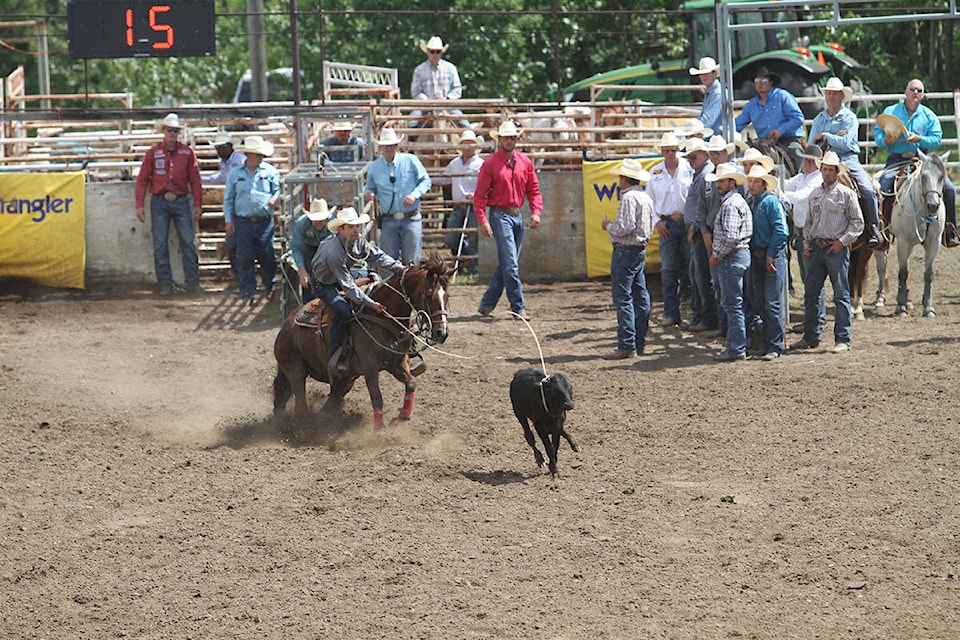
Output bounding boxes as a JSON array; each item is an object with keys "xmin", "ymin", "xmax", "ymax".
[
  {"xmin": 874, "ymin": 78, "xmax": 959, "ymax": 247},
  {"xmin": 682, "ymin": 137, "xmax": 718, "ymax": 332},
  {"xmin": 474, "ymin": 121, "xmax": 543, "ymax": 320},
  {"xmin": 808, "ymin": 77, "xmax": 882, "ymax": 248},
  {"xmin": 601, "ymin": 159, "xmax": 655, "ymax": 360},
  {"xmin": 319, "ymin": 121, "xmax": 364, "ymax": 163},
  {"xmin": 782, "ymin": 145, "xmax": 825, "ymax": 330},
  {"xmin": 202, "ymin": 131, "xmax": 245, "ymax": 282},
  {"xmin": 364, "ymin": 127, "xmax": 432, "ymax": 264},
  {"xmin": 410, "ymin": 36, "xmax": 469, "ymax": 129},
  {"xmin": 744, "ymin": 166, "xmax": 789, "ymax": 360},
  {"xmin": 135, "ymin": 113, "xmax": 204, "ymax": 296},
  {"xmin": 790, "ymin": 151, "xmax": 864, "ymax": 354},
  {"xmin": 223, "ymin": 135, "xmax": 281, "ymax": 307},
  {"xmin": 703, "ymin": 135, "xmax": 737, "ymax": 338},
  {"xmin": 734, "ymin": 66, "xmax": 805, "ymax": 172},
  {"xmin": 648, "ymin": 132, "xmax": 694, "ymax": 327},
  {"xmin": 289, "ymin": 198, "xmax": 335, "ymax": 304},
  {"xmin": 440, "ymin": 129, "xmax": 484, "ymax": 275},
  {"xmin": 707, "ymin": 164, "xmax": 752, "ymax": 362},
  {"xmin": 689, "ymin": 56, "xmax": 723, "ymax": 135}
]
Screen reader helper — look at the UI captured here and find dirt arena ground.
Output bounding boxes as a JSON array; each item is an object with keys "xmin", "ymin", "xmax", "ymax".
[{"xmin": 2, "ymin": 247, "xmax": 959, "ymax": 639}]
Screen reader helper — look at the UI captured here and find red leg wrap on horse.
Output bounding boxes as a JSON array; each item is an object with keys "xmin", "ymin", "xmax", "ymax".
[
  {"xmin": 373, "ymin": 408, "xmax": 385, "ymax": 431},
  {"xmin": 399, "ymin": 391, "xmax": 415, "ymax": 420}
]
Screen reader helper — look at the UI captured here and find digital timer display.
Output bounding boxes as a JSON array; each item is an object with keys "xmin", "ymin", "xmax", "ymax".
[{"xmin": 67, "ymin": 0, "xmax": 216, "ymax": 59}]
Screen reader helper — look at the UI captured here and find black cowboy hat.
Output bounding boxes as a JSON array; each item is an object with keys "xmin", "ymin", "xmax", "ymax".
[{"xmin": 754, "ymin": 66, "xmax": 781, "ymax": 88}]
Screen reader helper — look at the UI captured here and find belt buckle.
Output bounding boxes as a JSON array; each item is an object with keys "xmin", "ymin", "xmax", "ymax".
[
  {"xmin": 163, "ymin": 192, "xmax": 177, "ymax": 202},
  {"xmin": 393, "ymin": 212, "xmax": 405, "ymax": 220}
]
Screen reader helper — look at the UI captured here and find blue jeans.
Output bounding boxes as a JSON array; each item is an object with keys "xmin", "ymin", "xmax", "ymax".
[
  {"xmin": 792, "ymin": 233, "xmax": 826, "ymax": 328},
  {"xmin": 803, "ymin": 244, "xmax": 852, "ymax": 345},
  {"xmin": 235, "ymin": 217, "xmax": 277, "ymax": 299},
  {"xmin": 709, "ymin": 261, "xmax": 726, "ymax": 333},
  {"xmin": 688, "ymin": 231, "xmax": 717, "ymax": 328},
  {"xmin": 317, "ymin": 284, "xmax": 351, "ymax": 356},
  {"xmin": 150, "ymin": 194, "xmax": 199, "ymax": 288},
  {"xmin": 658, "ymin": 217, "xmax": 689, "ymax": 321},
  {"xmin": 747, "ymin": 248, "xmax": 788, "ymax": 355},
  {"xmin": 881, "ymin": 157, "xmax": 958, "ymax": 227},
  {"xmin": 380, "ymin": 214, "xmax": 422, "ymax": 264},
  {"xmin": 717, "ymin": 249, "xmax": 750, "ymax": 357},
  {"xmin": 480, "ymin": 211, "xmax": 526, "ymax": 314},
  {"xmin": 610, "ymin": 245, "xmax": 651, "ymax": 353}
]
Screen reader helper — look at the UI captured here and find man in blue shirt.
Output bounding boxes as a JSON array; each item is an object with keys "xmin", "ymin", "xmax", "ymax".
[
  {"xmin": 319, "ymin": 121, "xmax": 364, "ymax": 163},
  {"xmin": 364, "ymin": 127, "xmax": 432, "ymax": 264},
  {"xmin": 873, "ymin": 78, "xmax": 958, "ymax": 248},
  {"xmin": 735, "ymin": 66, "xmax": 806, "ymax": 173},
  {"xmin": 689, "ymin": 57, "xmax": 722, "ymax": 135}
]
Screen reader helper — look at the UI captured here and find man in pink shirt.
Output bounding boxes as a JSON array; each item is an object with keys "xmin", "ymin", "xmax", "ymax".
[{"xmin": 473, "ymin": 121, "xmax": 542, "ymax": 320}]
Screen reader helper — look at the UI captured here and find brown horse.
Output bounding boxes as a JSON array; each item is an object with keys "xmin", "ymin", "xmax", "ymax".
[{"xmin": 272, "ymin": 253, "xmax": 451, "ymax": 430}]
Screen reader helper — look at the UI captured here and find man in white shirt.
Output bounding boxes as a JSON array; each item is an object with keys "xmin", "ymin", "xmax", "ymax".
[{"xmin": 440, "ymin": 130, "xmax": 484, "ymax": 275}]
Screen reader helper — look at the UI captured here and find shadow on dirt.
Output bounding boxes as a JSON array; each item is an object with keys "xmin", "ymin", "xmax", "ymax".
[
  {"xmin": 461, "ymin": 469, "xmax": 535, "ymax": 485},
  {"xmin": 208, "ymin": 406, "xmax": 366, "ymax": 450}
]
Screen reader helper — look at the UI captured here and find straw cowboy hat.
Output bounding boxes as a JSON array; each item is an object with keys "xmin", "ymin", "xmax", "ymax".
[
  {"xmin": 741, "ymin": 147, "xmax": 775, "ymax": 172},
  {"xmin": 745, "ymin": 165, "xmax": 779, "ymax": 191},
  {"xmin": 705, "ymin": 162, "xmax": 747, "ymax": 185},
  {"xmin": 327, "ymin": 206, "xmax": 371, "ymax": 232},
  {"xmin": 680, "ymin": 137, "xmax": 709, "ymax": 156},
  {"xmin": 458, "ymin": 129, "xmax": 482, "ymax": 144},
  {"xmin": 705, "ymin": 134, "xmax": 735, "ymax": 155},
  {"xmin": 490, "ymin": 121, "xmax": 522, "ymax": 139},
  {"xmin": 419, "ymin": 36, "xmax": 449, "ymax": 54},
  {"xmin": 817, "ymin": 150, "xmax": 844, "ymax": 169},
  {"xmin": 211, "ymin": 131, "xmax": 234, "ymax": 147},
  {"xmin": 331, "ymin": 121, "xmax": 354, "ymax": 132},
  {"xmin": 674, "ymin": 119, "xmax": 713, "ymax": 140},
  {"xmin": 238, "ymin": 135, "xmax": 274, "ymax": 156},
  {"xmin": 797, "ymin": 144, "xmax": 824, "ymax": 161},
  {"xmin": 689, "ymin": 56, "xmax": 719, "ymax": 76},
  {"xmin": 876, "ymin": 113, "xmax": 908, "ymax": 139},
  {"xmin": 154, "ymin": 113, "xmax": 182, "ymax": 131},
  {"xmin": 656, "ymin": 131, "xmax": 681, "ymax": 150},
  {"xmin": 731, "ymin": 131, "xmax": 749, "ymax": 152},
  {"xmin": 376, "ymin": 127, "xmax": 404, "ymax": 146},
  {"xmin": 819, "ymin": 76, "xmax": 854, "ymax": 102},
  {"xmin": 304, "ymin": 198, "xmax": 335, "ymax": 222},
  {"xmin": 609, "ymin": 158, "xmax": 651, "ymax": 183}
]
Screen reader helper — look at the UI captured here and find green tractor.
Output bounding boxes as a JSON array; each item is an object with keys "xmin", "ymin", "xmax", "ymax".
[{"xmin": 561, "ymin": 0, "xmax": 866, "ymax": 119}]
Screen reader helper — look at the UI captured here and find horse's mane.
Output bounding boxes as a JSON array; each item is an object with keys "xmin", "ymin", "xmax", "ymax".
[{"xmin": 381, "ymin": 252, "xmax": 452, "ymax": 288}]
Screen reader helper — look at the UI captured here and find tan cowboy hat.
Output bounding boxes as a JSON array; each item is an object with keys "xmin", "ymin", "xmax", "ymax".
[
  {"xmin": 674, "ymin": 119, "xmax": 713, "ymax": 140},
  {"xmin": 376, "ymin": 127, "xmax": 404, "ymax": 146},
  {"xmin": 331, "ymin": 121, "xmax": 354, "ymax": 132},
  {"xmin": 731, "ymin": 131, "xmax": 749, "ymax": 152},
  {"xmin": 689, "ymin": 56, "xmax": 719, "ymax": 76},
  {"xmin": 491, "ymin": 121, "xmax": 522, "ymax": 139},
  {"xmin": 819, "ymin": 76, "xmax": 853, "ymax": 102},
  {"xmin": 745, "ymin": 165, "xmax": 779, "ymax": 191},
  {"xmin": 741, "ymin": 147, "xmax": 775, "ymax": 172},
  {"xmin": 211, "ymin": 131, "xmax": 233, "ymax": 147},
  {"xmin": 458, "ymin": 129, "xmax": 483, "ymax": 146},
  {"xmin": 817, "ymin": 150, "xmax": 844, "ymax": 168},
  {"xmin": 705, "ymin": 162, "xmax": 747, "ymax": 185},
  {"xmin": 876, "ymin": 113, "xmax": 908, "ymax": 139},
  {"xmin": 419, "ymin": 36, "xmax": 449, "ymax": 54},
  {"xmin": 680, "ymin": 137, "xmax": 709, "ymax": 156},
  {"xmin": 327, "ymin": 206, "xmax": 371, "ymax": 232},
  {"xmin": 797, "ymin": 144, "xmax": 824, "ymax": 161},
  {"xmin": 154, "ymin": 113, "xmax": 182, "ymax": 132},
  {"xmin": 656, "ymin": 131, "xmax": 681, "ymax": 150},
  {"xmin": 238, "ymin": 135, "xmax": 274, "ymax": 157},
  {"xmin": 305, "ymin": 197, "xmax": 335, "ymax": 222},
  {"xmin": 608, "ymin": 158, "xmax": 651, "ymax": 183},
  {"xmin": 705, "ymin": 134, "xmax": 735, "ymax": 155}
]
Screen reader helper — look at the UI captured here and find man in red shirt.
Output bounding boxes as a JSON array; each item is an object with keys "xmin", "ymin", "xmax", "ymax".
[
  {"xmin": 473, "ymin": 121, "xmax": 542, "ymax": 320},
  {"xmin": 135, "ymin": 113, "xmax": 204, "ymax": 296}
]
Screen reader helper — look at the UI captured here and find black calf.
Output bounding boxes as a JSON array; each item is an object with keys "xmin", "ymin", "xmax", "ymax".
[{"xmin": 509, "ymin": 367, "xmax": 579, "ymax": 478}]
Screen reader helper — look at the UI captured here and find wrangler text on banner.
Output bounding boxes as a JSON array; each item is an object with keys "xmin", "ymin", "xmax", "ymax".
[{"xmin": 0, "ymin": 172, "xmax": 86, "ymax": 289}]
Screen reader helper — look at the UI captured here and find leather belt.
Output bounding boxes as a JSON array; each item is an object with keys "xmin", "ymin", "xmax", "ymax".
[
  {"xmin": 612, "ymin": 242, "xmax": 646, "ymax": 249},
  {"xmin": 242, "ymin": 215, "xmax": 267, "ymax": 223},
  {"xmin": 491, "ymin": 206, "xmax": 521, "ymax": 216},
  {"xmin": 392, "ymin": 210, "xmax": 420, "ymax": 220},
  {"xmin": 811, "ymin": 238, "xmax": 834, "ymax": 247},
  {"xmin": 660, "ymin": 213, "xmax": 684, "ymax": 222}
]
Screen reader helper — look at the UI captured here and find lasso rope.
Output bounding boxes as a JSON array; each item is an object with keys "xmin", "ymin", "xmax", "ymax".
[{"xmin": 509, "ymin": 311, "xmax": 553, "ymax": 415}]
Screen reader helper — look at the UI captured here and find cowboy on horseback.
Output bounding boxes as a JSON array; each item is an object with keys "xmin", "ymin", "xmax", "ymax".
[
  {"xmin": 734, "ymin": 66, "xmax": 806, "ymax": 176},
  {"xmin": 311, "ymin": 207, "xmax": 403, "ymax": 380}
]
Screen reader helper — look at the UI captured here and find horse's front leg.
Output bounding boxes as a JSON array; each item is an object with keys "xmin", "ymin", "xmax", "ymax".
[
  {"xmin": 895, "ymin": 242, "xmax": 912, "ymax": 316},
  {"xmin": 361, "ymin": 364, "xmax": 386, "ymax": 431},
  {"xmin": 386, "ymin": 356, "xmax": 417, "ymax": 426},
  {"xmin": 922, "ymin": 238, "xmax": 941, "ymax": 317},
  {"xmin": 873, "ymin": 248, "xmax": 888, "ymax": 307}
]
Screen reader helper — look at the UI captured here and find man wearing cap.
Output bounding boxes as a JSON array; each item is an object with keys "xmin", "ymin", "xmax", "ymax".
[
  {"xmin": 791, "ymin": 151, "xmax": 863, "ymax": 354},
  {"xmin": 707, "ymin": 164, "xmax": 753, "ymax": 362},
  {"xmin": 201, "ymin": 132, "xmax": 246, "ymax": 282},
  {"xmin": 364, "ymin": 127, "xmax": 432, "ymax": 264},
  {"xmin": 223, "ymin": 135, "xmax": 281, "ymax": 306},
  {"xmin": 439, "ymin": 129, "xmax": 484, "ymax": 275},
  {"xmin": 319, "ymin": 121, "xmax": 364, "ymax": 163},
  {"xmin": 410, "ymin": 36, "xmax": 469, "ymax": 129},
  {"xmin": 734, "ymin": 66, "xmax": 806, "ymax": 172},
  {"xmin": 874, "ymin": 78, "xmax": 959, "ymax": 247},
  {"xmin": 689, "ymin": 57, "xmax": 723, "ymax": 135},
  {"xmin": 744, "ymin": 166, "xmax": 789, "ymax": 360},
  {"xmin": 601, "ymin": 159, "xmax": 656, "ymax": 360},
  {"xmin": 289, "ymin": 198, "xmax": 335, "ymax": 303},
  {"xmin": 474, "ymin": 121, "xmax": 543, "ymax": 320},
  {"xmin": 782, "ymin": 145, "xmax": 826, "ymax": 329},
  {"xmin": 135, "ymin": 112, "xmax": 204, "ymax": 296},
  {"xmin": 312, "ymin": 207, "xmax": 403, "ymax": 377},
  {"xmin": 808, "ymin": 77, "xmax": 883, "ymax": 248},
  {"xmin": 683, "ymin": 137, "xmax": 718, "ymax": 332},
  {"xmin": 648, "ymin": 131, "xmax": 694, "ymax": 327}
]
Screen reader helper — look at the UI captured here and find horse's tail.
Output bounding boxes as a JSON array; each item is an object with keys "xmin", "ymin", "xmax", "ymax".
[{"xmin": 272, "ymin": 367, "xmax": 292, "ymax": 415}]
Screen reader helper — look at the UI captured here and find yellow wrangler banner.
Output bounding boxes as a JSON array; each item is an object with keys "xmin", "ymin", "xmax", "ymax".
[
  {"xmin": 0, "ymin": 172, "xmax": 86, "ymax": 289},
  {"xmin": 582, "ymin": 157, "xmax": 663, "ymax": 278}
]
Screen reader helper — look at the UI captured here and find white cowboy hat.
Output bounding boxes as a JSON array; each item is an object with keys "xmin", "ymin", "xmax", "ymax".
[
  {"xmin": 705, "ymin": 162, "xmax": 747, "ymax": 185},
  {"xmin": 327, "ymin": 206, "xmax": 371, "ymax": 232},
  {"xmin": 419, "ymin": 36, "xmax": 449, "ymax": 54},
  {"xmin": 741, "ymin": 147, "xmax": 775, "ymax": 172},
  {"xmin": 731, "ymin": 131, "xmax": 749, "ymax": 152},
  {"xmin": 680, "ymin": 137, "xmax": 709, "ymax": 156},
  {"xmin": 656, "ymin": 131, "xmax": 681, "ymax": 150},
  {"xmin": 376, "ymin": 127, "xmax": 404, "ymax": 146},
  {"xmin": 876, "ymin": 113, "xmax": 908, "ymax": 139},
  {"xmin": 674, "ymin": 119, "xmax": 713, "ymax": 140},
  {"xmin": 212, "ymin": 131, "xmax": 233, "ymax": 147},
  {"xmin": 817, "ymin": 150, "xmax": 844, "ymax": 169},
  {"xmin": 154, "ymin": 113, "xmax": 182, "ymax": 132},
  {"xmin": 745, "ymin": 165, "xmax": 779, "ymax": 191},
  {"xmin": 331, "ymin": 121, "xmax": 354, "ymax": 132},
  {"xmin": 458, "ymin": 129, "xmax": 482, "ymax": 145},
  {"xmin": 705, "ymin": 134, "xmax": 735, "ymax": 155},
  {"xmin": 819, "ymin": 76, "xmax": 854, "ymax": 102},
  {"xmin": 797, "ymin": 144, "xmax": 824, "ymax": 161},
  {"xmin": 491, "ymin": 121, "xmax": 522, "ymax": 139},
  {"xmin": 304, "ymin": 197, "xmax": 335, "ymax": 222},
  {"xmin": 689, "ymin": 56, "xmax": 719, "ymax": 76},
  {"xmin": 237, "ymin": 135, "xmax": 274, "ymax": 157},
  {"xmin": 608, "ymin": 158, "xmax": 651, "ymax": 183}
]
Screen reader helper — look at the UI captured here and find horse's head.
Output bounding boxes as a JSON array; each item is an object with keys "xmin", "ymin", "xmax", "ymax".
[
  {"xmin": 918, "ymin": 151, "xmax": 947, "ymax": 216},
  {"xmin": 388, "ymin": 253, "xmax": 451, "ymax": 345}
]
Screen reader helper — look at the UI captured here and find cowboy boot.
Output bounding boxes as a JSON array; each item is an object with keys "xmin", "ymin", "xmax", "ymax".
[{"xmin": 327, "ymin": 346, "xmax": 343, "ymax": 380}]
